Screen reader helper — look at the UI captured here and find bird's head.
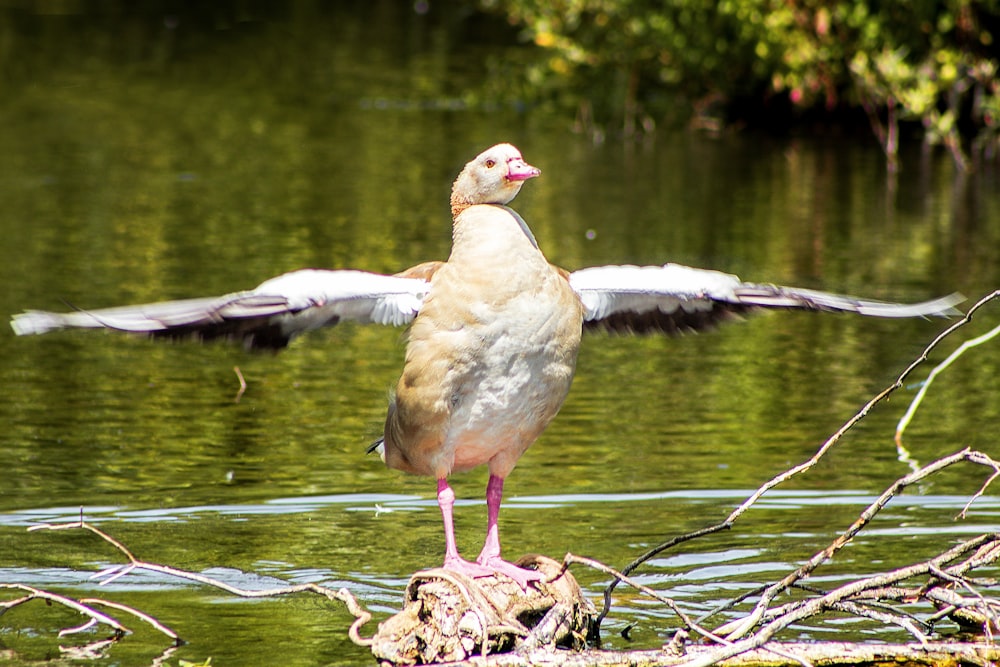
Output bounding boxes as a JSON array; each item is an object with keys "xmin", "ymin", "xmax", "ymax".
[{"xmin": 450, "ymin": 143, "xmax": 540, "ymax": 217}]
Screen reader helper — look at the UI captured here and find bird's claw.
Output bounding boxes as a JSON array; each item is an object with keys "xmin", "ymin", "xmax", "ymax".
[
  {"xmin": 477, "ymin": 556, "xmax": 544, "ymax": 590},
  {"xmin": 443, "ymin": 555, "xmax": 496, "ymax": 579},
  {"xmin": 442, "ymin": 555, "xmax": 543, "ymax": 589}
]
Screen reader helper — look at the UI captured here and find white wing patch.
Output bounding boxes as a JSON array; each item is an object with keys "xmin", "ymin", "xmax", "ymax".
[
  {"xmin": 569, "ymin": 264, "xmax": 741, "ymax": 321},
  {"xmin": 569, "ymin": 263, "xmax": 961, "ymax": 334},
  {"xmin": 254, "ymin": 269, "xmax": 428, "ymax": 326}
]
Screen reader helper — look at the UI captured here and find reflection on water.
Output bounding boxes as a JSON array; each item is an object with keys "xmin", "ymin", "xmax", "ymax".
[{"xmin": 1, "ymin": 2, "xmax": 999, "ymax": 665}]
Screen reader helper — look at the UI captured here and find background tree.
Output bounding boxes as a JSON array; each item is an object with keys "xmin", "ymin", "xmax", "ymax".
[{"xmin": 483, "ymin": 0, "xmax": 1000, "ymax": 168}]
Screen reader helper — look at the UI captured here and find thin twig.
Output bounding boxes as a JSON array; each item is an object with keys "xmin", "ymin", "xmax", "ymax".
[
  {"xmin": 927, "ymin": 564, "xmax": 998, "ymax": 640},
  {"xmin": 596, "ymin": 522, "xmax": 731, "ymax": 627},
  {"xmin": 896, "ymin": 291, "xmax": 1000, "ymax": 445},
  {"xmin": 560, "ymin": 553, "xmax": 727, "ymax": 646},
  {"xmin": 678, "ymin": 534, "xmax": 1000, "ymax": 667},
  {"xmin": 0, "ymin": 583, "xmax": 129, "ymax": 636},
  {"xmin": 29, "ymin": 518, "xmax": 139, "ymax": 561},
  {"xmin": 58, "ymin": 637, "xmax": 117, "ymax": 660},
  {"xmin": 822, "ymin": 600, "xmax": 931, "ymax": 643},
  {"xmin": 959, "ymin": 450, "xmax": 1000, "ymax": 519},
  {"xmin": 717, "ymin": 448, "xmax": 998, "ymax": 640},
  {"xmin": 81, "ymin": 598, "xmax": 181, "ymax": 641},
  {"xmin": 27, "ymin": 520, "xmax": 375, "ymax": 646},
  {"xmin": 233, "ymin": 365, "xmax": 247, "ymax": 403}
]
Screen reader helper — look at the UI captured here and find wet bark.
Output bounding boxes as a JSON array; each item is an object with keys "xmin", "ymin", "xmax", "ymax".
[{"xmin": 371, "ymin": 554, "xmax": 595, "ymax": 666}]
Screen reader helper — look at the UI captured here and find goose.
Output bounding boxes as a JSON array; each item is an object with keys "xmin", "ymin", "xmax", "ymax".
[{"xmin": 11, "ymin": 143, "xmax": 961, "ymax": 588}]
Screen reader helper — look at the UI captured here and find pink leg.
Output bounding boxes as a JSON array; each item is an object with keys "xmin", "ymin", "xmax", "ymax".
[
  {"xmin": 437, "ymin": 478, "xmax": 492, "ymax": 577},
  {"xmin": 477, "ymin": 474, "xmax": 505, "ymax": 562},
  {"xmin": 475, "ymin": 474, "xmax": 543, "ymax": 588}
]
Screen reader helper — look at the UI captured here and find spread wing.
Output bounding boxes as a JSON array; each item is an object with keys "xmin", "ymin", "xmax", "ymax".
[
  {"xmin": 569, "ymin": 264, "xmax": 963, "ymax": 335},
  {"xmin": 10, "ymin": 268, "xmax": 437, "ymax": 350},
  {"xmin": 11, "ymin": 261, "xmax": 962, "ymax": 348}
]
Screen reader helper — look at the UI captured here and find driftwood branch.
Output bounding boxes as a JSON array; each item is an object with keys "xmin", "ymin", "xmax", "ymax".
[
  {"xmin": 715, "ymin": 448, "xmax": 1000, "ymax": 641},
  {"xmin": 379, "ymin": 641, "xmax": 1000, "ymax": 667},
  {"xmin": 5, "ymin": 519, "xmax": 374, "ymax": 649},
  {"xmin": 596, "ymin": 292, "xmax": 1000, "ymax": 631},
  {"xmin": 895, "ymin": 290, "xmax": 1000, "ymax": 447},
  {"xmin": 0, "ymin": 582, "xmax": 132, "ymax": 637},
  {"xmin": 370, "ymin": 555, "xmax": 595, "ymax": 664}
]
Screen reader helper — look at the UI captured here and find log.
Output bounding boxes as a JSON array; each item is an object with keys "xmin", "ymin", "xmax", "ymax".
[
  {"xmin": 413, "ymin": 641, "xmax": 1000, "ymax": 667},
  {"xmin": 370, "ymin": 554, "xmax": 595, "ymax": 665}
]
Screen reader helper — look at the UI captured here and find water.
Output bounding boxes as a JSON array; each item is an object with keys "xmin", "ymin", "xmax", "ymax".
[{"xmin": 1, "ymin": 3, "xmax": 999, "ymax": 665}]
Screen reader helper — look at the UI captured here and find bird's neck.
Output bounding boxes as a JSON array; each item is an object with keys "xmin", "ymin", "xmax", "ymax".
[
  {"xmin": 450, "ymin": 204, "xmax": 541, "ymax": 265},
  {"xmin": 450, "ymin": 195, "xmax": 470, "ymax": 219},
  {"xmin": 449, "ymin": 175, "xmax": 477, "ymax": 217},
  {"xmin": 449, "ymin": 179, "xmax": 521, "ymax": 218}
]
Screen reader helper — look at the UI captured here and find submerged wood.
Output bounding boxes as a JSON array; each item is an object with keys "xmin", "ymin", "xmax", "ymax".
[
  {"xmin": 370, "ymin": 554, "xmax": 595, "ymax": 665},
  {"xmin": 421, "ymin": 641, "xmax": 1000, "ymax": 667}
]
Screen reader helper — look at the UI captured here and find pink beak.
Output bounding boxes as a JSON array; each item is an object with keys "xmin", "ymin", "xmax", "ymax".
[{"xmin": 507, "ymin": 157, "xmax": 541, "ymax": 182}]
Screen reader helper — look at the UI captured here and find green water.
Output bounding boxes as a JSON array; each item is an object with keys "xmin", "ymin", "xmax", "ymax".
[{"xmin": 1, "ymin": 3, "xmax": 999, "ymax": 665}]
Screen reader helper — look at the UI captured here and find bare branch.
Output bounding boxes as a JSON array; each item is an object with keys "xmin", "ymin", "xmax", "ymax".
[
  {"xmin": 820, "ymin": 601, "xmax": 930, "ymax": 644},
  {"xmin": 717, "ymin": 449, "xmax": 997, "ymax": 640},
  {"xmin": 0, "ymin": 583, "xmax": 129, "ymax": 636},
  {"xmin": 959, "ymin": 450, "xmax": 1000, "ymax": 519},
  {"xmin": 597, "ymin": 295, "xmax": 997, "ymax": 635},
  {"xmin": 29, "ymin": 519, "xmax": 139, "ymax": 561},
  {"xmin": 26, "ymin": 520, "xmax": 375, "ymax": 647},
  {"xmin": 680, "ymin": 533, "xmax": 1000, "ymax": 667},
  {"xmin": 233, "ymin": 365, "xmax": 247, "ymax": 402},
  {"xmin": 896, "ymin": 291, "xmax": 1000, "ymax": 446},
  {"xmin": 560, "ymin": 553, "xmax": 726, "ymax": 646},
  {"xmin": 82, "ymin": 598, "xmax": 181, "ymax": 641}
]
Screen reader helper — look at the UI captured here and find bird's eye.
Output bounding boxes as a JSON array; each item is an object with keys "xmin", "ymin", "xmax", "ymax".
[{"xmin": 484, "ymin": 159, "xmax": 496, "ymax": 168}]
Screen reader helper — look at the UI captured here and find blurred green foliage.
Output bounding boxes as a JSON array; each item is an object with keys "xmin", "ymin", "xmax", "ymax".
[{"xmin": 482, "ymin": 0, "xmax": 999, "ymax": 169}]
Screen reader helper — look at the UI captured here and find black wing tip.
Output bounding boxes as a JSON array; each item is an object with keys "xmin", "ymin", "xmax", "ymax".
[
  {"xmin": 583, "ymin": 305, "xmax": 753, "ymax": 336},
  {"xmin": 733, "ymin": 286, "xmax": 965, "ymax": 318},
  {"xmin": 148, "ymin": 325, "xmax": 293, "ymax": 351}
]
